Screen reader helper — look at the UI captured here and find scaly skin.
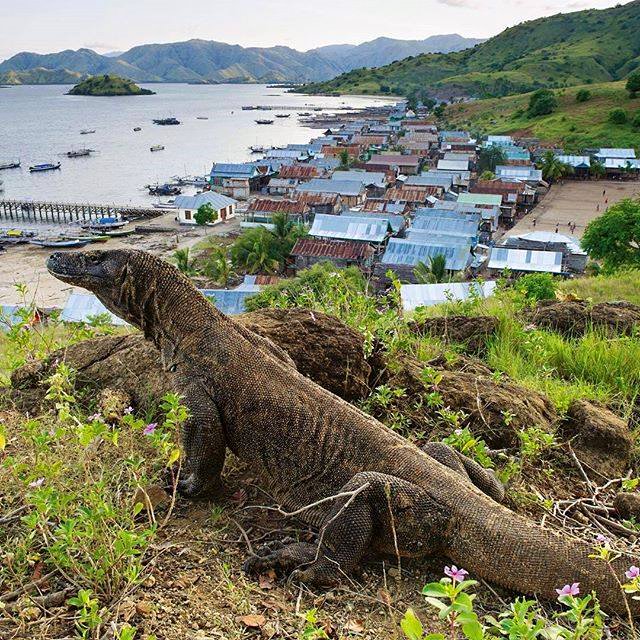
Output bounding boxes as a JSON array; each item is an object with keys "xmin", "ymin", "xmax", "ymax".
[{"xmin": 47, "ymin": 249, "xmax": 639, "ymax": 614}]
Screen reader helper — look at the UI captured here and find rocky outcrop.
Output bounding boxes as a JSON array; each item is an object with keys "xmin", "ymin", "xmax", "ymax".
[
  {"xmin": 409, "ymin": 315, "xmax": 499, "ymax": 355},
  {"xmin": 7, "ymin": 308, "xmax": 371, "ymax": 413},
  {"xmin": 613, "ymin": 492, "xmax": 640, "ymax": 520},
  {"xmin": 558, "ymin": 400, "xmax": 633, "ymax": 478},
  {"xmin": 529, "ymin": 300, "xmax": 640, "ymax": 337}
]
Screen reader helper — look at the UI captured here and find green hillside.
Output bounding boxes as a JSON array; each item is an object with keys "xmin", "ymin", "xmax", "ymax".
[
  {"xmin": 445, "ymin": 81, "xmax": 640, "ymax": 149},
  {"xmin": 67, "ymin": 74, "xmax": 155, "ymax": 96},
  {"xmin": 301, "ymin": 0, "xmax": 640, "ymax": 98},
  {"xmin": 0, "ymin": 67, "xmax": 84, "ymax": 85}
]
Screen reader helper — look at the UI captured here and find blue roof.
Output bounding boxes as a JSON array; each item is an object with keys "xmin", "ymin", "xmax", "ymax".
[
  {"xmin": 210, "ymin": 163, "xmax": 259, "ymax": 179},
  {"xmin": 349, "ymin": 210, "xmax": 405, "ymax": 233},
  {"xmin": 174, "ymin": 192, "xmax": 237, "ymax": 210},
  {"xmin": 415, "ymin": 208, "xmax": 482, "ymax": 225},
  {"xmin": 381, "ymin": 238, "xmax": 472, "ymax": 270},
  {"xmin": 310, "ymin": 213, "xmax": 391, "ymax": 242},
  {"xmin": 61, "ymin": 293, "xmax": 127, "ymax": 325},
  {"xmin": 298, "ymin": 179, "xmax": 365, "ymax": 197},
  {"xmin": 406, "ymin": 229, "xmax": 476, "ymax": 246},
  {"xmin": 407, "ymin": 174, "xmax": 453, "ymax": 189},
  {"xmin": 200, "ymin": 289, "xmax": 258, "ymax": 315},
  {"xmin": 411, "ymin": 215, "xmax": 479, "ymax": 237}
]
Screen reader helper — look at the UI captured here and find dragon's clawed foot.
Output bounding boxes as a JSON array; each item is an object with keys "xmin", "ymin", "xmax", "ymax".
[{"xmin": 177, "ymin": 473, "xmax": 221, "ymax": 499}]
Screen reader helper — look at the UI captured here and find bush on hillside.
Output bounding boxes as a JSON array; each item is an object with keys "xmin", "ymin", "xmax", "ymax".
[
  {"xmin": 633, "ymin": 111, "xmax": 640, "ymax": 129},
  {"xmin": 608, "ymin": 108, "xmax": 628, "ymax": 125},
  {"xmin": 627, "ymin": 71, "xmax": 640, "ymax": 98},
  {"xmin": 575, "ymin": 88, "xmax": 591, "ymax": 103},
  {"xmin": 527, "ymin": 89, "xmax": 558, "ymax": 118},
  {"xmin": 514, "ymin": 273, "xmax": 558, "ymax": 302}
]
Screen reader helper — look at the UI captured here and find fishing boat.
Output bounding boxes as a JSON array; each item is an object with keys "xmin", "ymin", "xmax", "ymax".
[
  {"xmin": 0, "ymin": 160, "xmax": 20, "ymax": 170},
  {"xmin": 255, "ymin": 119, "xmax": 274, "ymax": 125},
  {"xmin": 66, "ymin": 149, "xmax": 93, "ymax": 158},
  {"xmin": 29, "ymin": 238, "xmax": 89, "ymax": 249},
  {"xmin": 275, "ymin": 113, "xmax": 290, "ymax": 118},
  {"xmin": 196, "ymin": 116, "xmax": 209, "ymax": 120},
  {"xmin": 100, "ymin": 228, "xmax": 134, "ymax": 238},
  {"xmin": 249, "ymin": 145, "xmax": 268, "ymax": 154},
  {"xmin": 148, "ymin": 184, "xmax": 181, "ymax": 196},
  {"xmin": 153, "ymin": 117, "xmax": 180, "ymax": 125},
  {"xmin": 298, "ymin": 112, "xmax": 312, "ymax": 116},
  {"xmin": 133, "ymin": 127, "xmax": 142, "ymax": 132},
  {"xmin": 82, "ymin": 217, "xmax": 127, "ymax": 231},
  {"xmin": 64, "ymin": 234, "xmax": 109, "ymax": 243},
  {"xmin": 80, "ymin": 129, "xmax": 96, "ymax": 135},
  {"xmin": 29, "ymin": 162, "xmax": 61, "ymax": 172},
  {"xmin": 150, "ymin": 145, "xmax": 165, "ymax": 152}
]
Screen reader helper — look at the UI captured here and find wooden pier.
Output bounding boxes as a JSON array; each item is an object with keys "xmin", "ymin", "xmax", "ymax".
[{"xmin": 0, "ymin": 200, "xmax": 161, "ymax": 224}]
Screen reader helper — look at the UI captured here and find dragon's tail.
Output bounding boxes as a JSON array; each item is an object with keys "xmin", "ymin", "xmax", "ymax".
[{"xmin": 448, "ymin": 498, "xmax": 640, "ymax": 616}]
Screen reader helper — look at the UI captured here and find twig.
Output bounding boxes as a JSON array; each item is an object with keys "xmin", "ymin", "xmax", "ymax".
[
  {"xmin": 0, "ymin": 505, "xmax": 29, "ymax": 525},
  {"xmin": 567, "ymin": 445, "xmax": 595, "ymax": 496},
  {"xmin": 0, "ymin": 571, "xmax": 57, "ymax": 603},
  {"xmin": 229, "ymin": 517, "xmax": 255, "ymax": 555}
]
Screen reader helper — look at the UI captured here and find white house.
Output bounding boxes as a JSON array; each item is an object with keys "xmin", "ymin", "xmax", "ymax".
[{"xmin": 173, "ymin": 192, "xmax": 238, "ymax": 225}]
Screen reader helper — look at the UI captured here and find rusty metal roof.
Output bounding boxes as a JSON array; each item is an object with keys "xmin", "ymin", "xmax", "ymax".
[
  {"xmin": 248, "ymin": 198, "xmax": 309, "ymax": 215},
  {"xmin": 291, "ymin": 238, "xmax": 374, "ymax": 260}
]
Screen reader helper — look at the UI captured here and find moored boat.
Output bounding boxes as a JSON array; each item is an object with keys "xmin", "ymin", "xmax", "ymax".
[
  {"xmin": 275, "ymin": 113, "xmax": 290, "ymax": 118},
  {"xmin": 29, "ymin": 162, "xmax": 61, "ymax": 172},
  {"xmin": 66, "ymin": 149, "xmax": 93, "ymax": 158},
  {"xmin": 80, "ymin": 129, "xmax": 96, "ymax": 135},
  {"xmin": 100, "ymin": 228, "xmax": 134, "ymax": 238},
  {"xmin": 249, "ymin": 145, "xmax": 267, "ymax": 153},
  {"xmin": 255, "ymin": 119, "xmax": 274, "ymax": 125},
  {"xmin": 29, "ymin": 238, "xmax": 89, "ymax": 248},
  {"xmin": 148, "ymin": 183, "xmax": 181, "ymax": 196},
  {"xmin": 0, "ymin": 160, "xmax": 20, "ymax": 170},
  {"xmin": 82, "ymin": 217, "xmax": 127, "ymax": 231},
  {"xmin": 150, "ymin": 145, "xmax": 165, "ymax": 152},
  {"xmin": 196, "ymin": 116, "xmax": 209, "ymax": 120},
  {"xmin": 153, "ymin": 117, "xmax": 180, "ymax": 125}
]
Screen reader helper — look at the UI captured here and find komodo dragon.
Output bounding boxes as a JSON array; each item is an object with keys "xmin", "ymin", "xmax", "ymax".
[{"xmin": 47, "ymin": 249, "xmax": 639, "ymax": 615}]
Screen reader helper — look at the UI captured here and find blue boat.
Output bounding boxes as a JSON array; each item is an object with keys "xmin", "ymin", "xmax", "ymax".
[{"xmin": 29, "ymin": 162, "xmax": 61, "ymax": 172}]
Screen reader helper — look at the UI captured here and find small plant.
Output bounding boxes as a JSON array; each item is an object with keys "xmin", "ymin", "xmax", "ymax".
[
  {"xmin": 301, "ymin": 609, "xmax": 330, "ymax": 639},
  {"xmin": 575, "ymin": 88, "xmax": 591, "ymax": 103},
  {"xmin": 68, "ymin": 589, "xmax": 103, "ymax": 638},
  {"xmin": 514, "ymin": 273, "xmax": 558, "ymax": 303},
  {"xmin": 443, "ymin": 428, "xmax": 493, "ymax": 469},
  {"xmin": 519, "ymin": 426, "xmax": 556, "ymax": 460},
  {"xmin": 608, "ymin": 108, "xmax": 628, "ymax": 125}
]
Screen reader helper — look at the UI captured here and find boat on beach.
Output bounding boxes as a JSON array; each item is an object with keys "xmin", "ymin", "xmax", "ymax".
[
  {"xmin": 29, "ymin": 238, "xmax": 89, "ymax": 249},
  {"xmin": 82, "ymin": 217, "xmax": 127, "ymax": 232},
  {"xmin": 80, "ymin": 129, "xmax": 96, "ymax": 135},
  {"xmin": 0, "ymin": 160, "xmax": 20, "ymax": 170},
  {"xmin": 29, "ymin": 162, "xmax": 61, "ymax": 172},
  {"xmin": 150, "ymin": 145, "xmax": 165, "ymax": 152},
  {"xmin": 99, "ymin": 228, "xmax": 134, "ymax": 238}
]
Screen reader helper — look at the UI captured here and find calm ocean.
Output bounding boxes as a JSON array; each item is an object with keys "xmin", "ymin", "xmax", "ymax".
[{"xmin": 0, "ymin": 84, "xmax": 392, "ymax": 205}]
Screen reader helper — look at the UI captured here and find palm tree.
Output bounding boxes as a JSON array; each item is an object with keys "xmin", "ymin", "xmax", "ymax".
[
  {"xmin": 590, "ymin": 160, "xmax": 606, "ymax": 180},
  {"xmin": 230, "ymin": 227, "xmax": 280, "ymax": 274},
  {"xmin": 173, "ymin": 248, "xmax": 197, "ymax": 276},
  {"xmin": 479, "ymin": 145, "xmax": 507, "ymax": 173},
  {"xmin": 414, "ymin": 254, "xmax": 448, "ymax": 284},
  {"xmin": 538, "ymin": 150, "xmax": 573, "ymax": 182},
  {"xmin": 202, "ymin": 247, "xmax": 235, "ymax": 287}
]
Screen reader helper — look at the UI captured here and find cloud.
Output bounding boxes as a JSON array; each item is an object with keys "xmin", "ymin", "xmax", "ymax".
[
  {"xmin": 81, "ymin": 41, "xmax": 120, "ymax": 52},
  {"xmin": 434, "ymin": 0, "xmax": 478, "ymax": 6}
]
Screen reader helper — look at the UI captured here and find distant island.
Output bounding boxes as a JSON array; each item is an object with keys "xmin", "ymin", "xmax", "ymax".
[{"xmin": 67, "ymin": 74, "xmax": 155, "ymax": 96}]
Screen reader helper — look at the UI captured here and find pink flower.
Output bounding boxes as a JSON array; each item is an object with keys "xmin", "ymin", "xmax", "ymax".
[
  {"xmin": 556, "ymin": 583, "xmax": 580, "ymax": 597},
  {"xmin": 124, "ymin": 406, "xmax": 133, "ymax": 415},
  {"xmin": 29, "ymin": 477, "xmax": 44, "ymax": 488},
  {"xmin": 444, "ymin": 565, "xmax": 468, "ymax": 583},
  {"xmin": 596, "ymin": 534, "xmax": 609, "ymax": 545},
  {"xmin": 626, "ymin": 566, "xmax": 640, "ymax": 580},
  {"xmin": 143, "ymin": 423, "xmax": 157, "ymax": 436}
]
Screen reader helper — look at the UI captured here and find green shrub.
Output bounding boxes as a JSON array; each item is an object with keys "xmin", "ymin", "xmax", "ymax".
[
  {"xmin": 514, "ymin": 273, "xmax": 558, "ymax": 302},
  {"xmin": 627, "ymin": 71, "xmax": 640, "ymax": 98},
  {"xmin": 527, "ymin": 89, "xmax": 558, "ymax": 117},
  {"xmin": 633, "ymin": 111, "xmax": 640, "ymax": 129},
  {"xmin": 608, "ymin": 108, "xmax": 628, "ymax": 125},
  {"xmin": 575, "ymin": 88, "xmax": 591, "ymax": 103}
]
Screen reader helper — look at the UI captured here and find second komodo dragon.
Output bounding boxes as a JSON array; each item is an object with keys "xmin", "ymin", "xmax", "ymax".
[{"xmin": 47, "ymin": 249, "xmax": 639, "ymax": 615}]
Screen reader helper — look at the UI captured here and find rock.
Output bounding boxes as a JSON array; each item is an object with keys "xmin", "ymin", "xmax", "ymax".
[
  {"xmin": 529, "ymin": 300, "xmax": 640, "ymax": 337},
  {"xmin": 558, "ymin": 400, "xmax": 633, "ymax": 478},
  {"xmin": 133, "ymin": 484, "xmax": 171, "ymax": 513},
  {"xmin": 7, "ymin": 308, "xmax": 371, "ymax": 413},
  {"xmin": 98, "ymin": 388, "xmax": 132, "ymax": 422},
  {"xmin": 409, "ymin": 315, "xmax": 499, "ymax": 355},
  {"xmin": 378, "ymin": 355, "xmax": 557, "ymax": 448},
  {"xmin": 613, "ymin": 492, "xmax": 640, "ymax": 520}
]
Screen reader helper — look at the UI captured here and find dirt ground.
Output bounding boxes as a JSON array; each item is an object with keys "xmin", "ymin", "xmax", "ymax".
[
  {"xmin": 508, "ymin": 179, "xmax": 640, "ymax": 239},
  {"xmin": 0, "ymin": 215, "xmax": 240, "ymax": 307}
]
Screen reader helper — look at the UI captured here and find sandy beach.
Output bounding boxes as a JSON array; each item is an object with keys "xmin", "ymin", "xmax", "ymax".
[{"xmin": 0, "ymin": 214, "xmax": 240, "ymax": 307}]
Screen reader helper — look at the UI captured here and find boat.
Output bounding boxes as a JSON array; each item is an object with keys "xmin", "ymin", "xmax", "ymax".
[
  {"xmin": 298, "ymin": 112, "xmax": 312, "ymax": 116},
  {"xmin": 0, "ymin": 160, "xmax": 20, "ymax": 170},
  {"xmin": 82, "ymin": 217, "xmax": 127, "ymax": 231},
  {"xmin": 150, "ymin": 145, "xmax": 165, "ymax": 152},
  {"xmin": 80, "ymin": 129, "xmax": 96, "ymax": 135},
  {"xmin": 100, "ymin": 228, "xmax": 134, "ymax": 238},
  {"xmin": 152, "ymin": 201, "xmax": 177, "ymax": 210},
  {"xmin": 29, "ymin": 238, "xmax": 89, "ymax": 249},
  {"xmin": 148, "ymin": 184, "xmax": 181, "ymax": 196},
  {"xmin": 0, "ymin": 180, "xmax": 3, "ymax": 192},
  {"xmin": 133, "ymin": 127, "xmax": 142, "ymax": 132},
  {"xmin": 196, "ymin": 116, "xmax": 209, "ymax": 120},
  {"xmin": 255, "ymin": 119, "xmax": 274, "ymax": 125},
  {"xmin": 249, "ymin": 145, "xmax": 268, "ymax": 154},
  {"xmin": 64, "ymin": 234, "xmax": 109, "ymax": 243},
  {"xmin": 275, "ymin": 113, "xmax": 290, "ymax": 118},
  {"xmin": 29, "ymin": 162, "xmax": 61, "ymax": 172},
  {"xmin": 153, "ymin": 117, "xmax": 180, "ymax": 125},
  {"xmin": 66, "ymin": 149, "xmax": 93, "ymax": 158}
]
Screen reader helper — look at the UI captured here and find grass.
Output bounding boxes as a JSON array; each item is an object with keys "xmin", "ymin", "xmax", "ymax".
[
  {"xmin": 560, "ymin": 268, "xmax": 640, "ymax": 305},
  {"xmin": 445, "ymin": 81, "xmax": 640, "ymax": 149}
]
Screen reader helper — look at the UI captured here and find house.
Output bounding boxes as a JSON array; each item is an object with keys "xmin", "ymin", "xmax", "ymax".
[
  {"xmin": 278, "ymin": 165, "xmax": 322, "ymax": 181},
  {"xmin": 495, "ymin": 165, "xmax": 543, "ymax": 184},
  {"xmin": 400, "ymin": 281, "xmax": 497, "ymax": 312},
  {"xmin": 405, "ymin": 174, "xmax": 453, "ymax": 192},
  {"xmin": 410, "ymin": 215, "xmax": 479, "ymax": 244},
  {"xmin": 347, "ymin": 210, "xmax": 407, "ymax": 234},
  {"xmin": 437, "ymin": 159, "xmax": 469, "ymax": 173},
  {"xmin": 266, "ymin": 177, "xmax": 299, "ymax": 197},
  {"xmin": 485, "ymin": 135, "xmax": 514, "ymax": 146},
  {"xmin": 174, "ymin": 192, "xmax": 237, "ymax": 225},
  {"xmin": 243, "ymin": 198, "xmax": 311, "ymax": 229},
  {"xmin": 265, "ymin": 148, "xmax": 309, "ymax": 162},
  {"xmin": 297, "ymin": 179, "xmax": 366, "ymax": 208},
  {"xmin": 603, "ymin": 158, "xmax": 640, "ymax": 177},
  {"xmin": 487, "ymin": 247, "xmax": 564, "ymax": 274},
  {"xmin": 502, "ymin": 231, "xmax": 587, "ymax": 273},
  {"xmin": 471, "ymin": 180, "xmax": 537, "ymax": 208},
  {"xmin": 595, "ymin": 148, "xmax": 636, "ymax": 162},
  {"xmin": 556, "ymin": 155, "xmax": 591, "ymax": 177},
  {"xmin": 290, "ymin": 238, "xmax": 375, "ymax": 272},
  {"xmin": 362, "ymin": 199, "xmax": 412, "ymax": 218},
  {"xmin": 210, "ymin": 163, "xmax": 269, "ymax": 199},
  {"xmin": 366, "ymin": 153, "xmax": 422, "ymax": 175},
  {"xmin": 503, "ymin": 147, "xmax": 531, "ymax": 164},
  {"xmin": 440, "ymin": 130, "xmax": 471, "ymax": 143},
  {"xmin": 309, "ymin": 213, "xmax": 392, "ymax": 246},
  {"xmin": 383, "ymin": 186, "xmax": 438, "ymax": 210},
  {"xmin": 457, "ymin": 193, "xmax": 503, "ymax": 209},
  {"xmin": 330, "ymin": 170, "xmax": 388, "ymax": 197},
  {"xmin": 294, "ymin": 192, "xmax": 342, "ymax": 215},
  {"xmin": 466, "ymin": 184, "xmax": 517, "ymax": 224}
]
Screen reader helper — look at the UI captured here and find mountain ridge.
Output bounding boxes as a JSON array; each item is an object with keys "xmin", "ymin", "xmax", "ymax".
[{"xmin": 0, "ymin": 34, "xmax": 483, "ymax": 85}]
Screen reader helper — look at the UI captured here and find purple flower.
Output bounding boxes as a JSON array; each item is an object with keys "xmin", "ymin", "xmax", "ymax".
[
  {"xmin": 89, "ymin": 413, "xmax": 102, "ymax": 421},
  {"xmin": 29, "ymin": 477, "xmax": 44, "ymax": 488},
  {"xmin": 444, "ymin": 565, "xmax": 468, "ymax": 583},
  {"xmin": 124, "ymin": 406, "xmax": 133, "ymax": 415},
  {"xmin": 626, "ymin": 566, "xmax": 640, "ymax": 580},
  {"xmin": 143, "ymin": 423, "xmax": 157, "ymax": 436},
  {"xmin": 596, "ymin": 534, "xmax": 609, "ymax": 545},
  {"xmin": 556, "ymin": 583, "xmax": 580, "ymax": 597}
]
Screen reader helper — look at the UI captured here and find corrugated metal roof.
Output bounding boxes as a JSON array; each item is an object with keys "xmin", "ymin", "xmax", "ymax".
[
  {"xmin": 415, "ymin": 208, "xmax": 483, "ymax": 225},
  {"xmin": 457, "ymin": 193, "xmax": 502, "ymax": 207},
  {"xmin": 279, "ymin": 165, "xmax": 319, "ymax": 180},
  {"xmin": 174, "ymin": 192, "xmax": 237, "ymax": 210},
  {"xmin": 406, "ymin": 228, "xmax": 475, "ymax": 245},
  {"xmin": 210, "ymin": 163, "xmax": 259, "ymax": 178},
  {"xmin": 556, "ymin": 155, "xmax": 591, "ymax": 168},
  {"xmin": 248, "ymin": 199, "xmax": 309, "ymax": 215},
  {"xmin": 309, "ymin": 213, "xmax": 390, "ymax": 242},
  {"xmin": 381, "ymin": 238, "xmax": 472, "ymax": 270},
  {"xmin": 486, "ymin": 135, "xmax": 513, "ymax": 145},
  {"xmin": 61, "ymin": 293, "xmax": 127, "ymax": 325},
  {"xmin": 604, "ymin": 158, "xmax": 640, "ymax": 169},
  {"xmin": 596, "ymin": 148, "xmax": 636, "ymax": 159},
  {"xmin": 348, "ymin": 210, "xmax": 405, "ymax": 232},
  {"xmin": 505, "ymin": 148, "xmax": 530, "ymax": 160},
  {"xmin": 406, "ymin": 174, "xmax": 453, "ymax": 189},
  {"xmin": 505, "ymin": 231, "xmax": 586, "ymax": 255},
  {"xmin": 297, "ymin": 179, "xmax": 365, "ymax": 197},
  {"xmin": 384, "ymin": 187, "xmax": 435, "ymax": 203},
  {"xmin": 330, "ymin": 170, "xmax": 386, "ymax": 188},
  {"xmin": 495, "ymin": 166, "xmax": 543, "ymax": 181},
  {"xmin": 412, "ymin": 215, "xmax": 479, "ymax": 236},
  {"xmin": 291, "ymin": 238, "xmax": 374, "ymax": 260},
  {"xmin": 401, "ymin": 281, "xmax": 498, "ymax": 311},
  {"xmin": 201, "ymin": 289, "xmax": 258, "ymax": 316},
  {"xmin": 438, "ymin": 159, "xmax": 469, "ymax": 172},
  {"xmin": 367, "ymin": 154, "xmax": 421, "ymax": 167},
  {"xmin": 488, "ymin": 248, "xmax": 563, "ymax": 273}
]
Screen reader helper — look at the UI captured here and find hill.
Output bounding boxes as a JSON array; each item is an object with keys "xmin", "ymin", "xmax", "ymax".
[
  {"xmin": 0, "ymin": 67, "xmax": 84, "ymax": 85},
  {"xmin": 0, "ymin": 35, "xmax": 481, "ymax": 85},
  {"xmin": 67, "ymin": 74, "xmax": 155, "ymax": 96},
  {"xmin": 301, "ymin": 0, "xmax": 640, "ymax": 98},
  {"xmin": 445, "ymin": 81, "xmax": 640, "ymax": 149}
]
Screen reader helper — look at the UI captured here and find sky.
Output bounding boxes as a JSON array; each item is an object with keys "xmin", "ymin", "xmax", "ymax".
[{"xmin": 0, "ymin": 0, "xmax": 631, "ymax": 61}]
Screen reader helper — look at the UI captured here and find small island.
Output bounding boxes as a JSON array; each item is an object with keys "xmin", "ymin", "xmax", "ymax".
[{"xmin": 67, "ymin": 74, "xmax": 155, "ymax": 96}]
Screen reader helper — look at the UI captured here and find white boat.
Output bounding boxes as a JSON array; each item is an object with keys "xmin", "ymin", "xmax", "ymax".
[
  {"xmin": 80, "ymin": 129, "xmax": 96, "ymax": 135},
  {"xmin": 0, "ymin": 160, "xmax": 20, "ymax": 170},
  {"xmin": 150, "ymin": 145, "xmax": 165, "ymax": 152}
]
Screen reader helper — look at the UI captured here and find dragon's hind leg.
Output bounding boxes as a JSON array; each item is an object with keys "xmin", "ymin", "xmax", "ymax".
[
  {"xmin": 422, "ymin": 442, "xmax": 504, "ymax": 503},
  {"xmin": 244, "ymin": 472, "xmax": 450, "ymax": 587}
]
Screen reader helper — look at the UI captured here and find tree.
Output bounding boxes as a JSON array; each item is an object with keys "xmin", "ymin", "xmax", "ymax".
[
  {"xmin": 581, "ymin": 198, "xmax": 640, "ymax": 272},
  {"xmin": 202, "ymin": 247, "xmax": 234, "ymax": 287},
  {"xmin": 230, "ymin": 227, "xmax": 280, "ymax": 274},
  {"xmin": 527, "ymin": 89, "xmax": 558, "ymax": 118},
  {"xmin": 479, "ymin": 170, "xmax": 496, "ymax": 181},
  {"xmin": 414, "ymin": 254, "xmax": 448, "ymax": 284},
  {"xmin": 479, "ymin": 145, "xmax": 507, "ymax": 173},
  {"xmin": 633, "ymin": 111, "xmax": 640, "ymax": 129},
  {"xmin": 172, "ymin": 248, "xmax": 197, "ymax": 276},
  {"xmin": 194, "ymin": 203, "xmax": 218, "ymax": 226},
  {"xmin": 338, "ymin": 150, "xmax": 351, "ymax": 170},
  {"xmin": 271, "ymin": 212, "xmax": 306, "ymax": 258},
  {"xmin": 608, "ymin": 108, "xmax": 628, "ymax": 125},
  {"xmin": 538, "ymin": 150, "xmax": 572, "ymax": 182},
  {"xmin": 626, "ymin": 71, "xmax": 640, "ymax": 98},
  {"xmin": 575, "ymin": 89, "xmax": 591, "ymax": 103},
  {"xmin": 590, "ymin": 159, "xmax": 606, "ymax": 179}
]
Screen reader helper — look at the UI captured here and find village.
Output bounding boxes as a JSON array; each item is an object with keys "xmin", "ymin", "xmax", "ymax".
[{"xmin": 1, "ymin": 99, "xmax": 640, "ymax": 322}]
